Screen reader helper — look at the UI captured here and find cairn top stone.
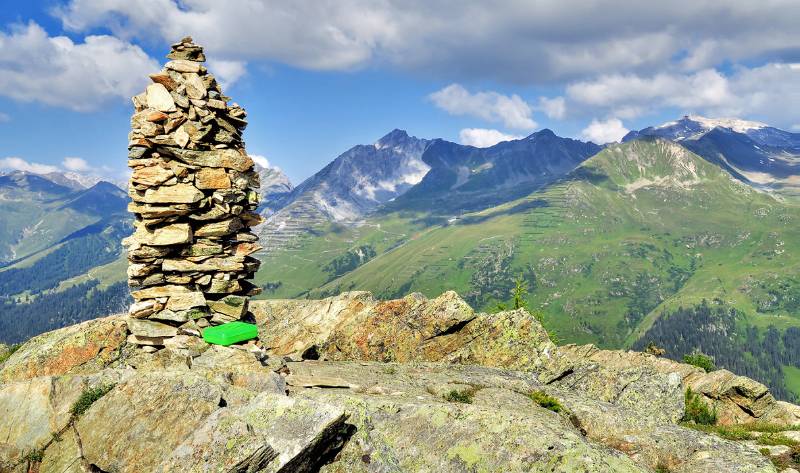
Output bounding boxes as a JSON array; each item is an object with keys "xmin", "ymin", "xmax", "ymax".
[{"xmin": 167, "ymin": 36, "xmax": 206, "ymax": 62}]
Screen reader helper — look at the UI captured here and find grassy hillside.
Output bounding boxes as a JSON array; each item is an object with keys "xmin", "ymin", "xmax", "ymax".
[{"xmin": 254, "ymin": 138, "xmax": 800, "ymax": 396}]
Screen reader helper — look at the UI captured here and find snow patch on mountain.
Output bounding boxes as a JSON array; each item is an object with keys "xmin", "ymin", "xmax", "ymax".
[{"xmin": 657, "ymin": 115, "xmax": 767, "ymax": 134}]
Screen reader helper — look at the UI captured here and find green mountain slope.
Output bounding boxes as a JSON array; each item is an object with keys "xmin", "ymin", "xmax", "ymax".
[
  {"xmin": 254, "ymin": 138, "xmax": 800, "ymax": 398},
  {"xmin": 0, "ymin": 176, "xmax": 133, "ymax": 343}
]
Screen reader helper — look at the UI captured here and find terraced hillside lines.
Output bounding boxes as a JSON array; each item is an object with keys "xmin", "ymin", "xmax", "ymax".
[{"xmin": 259, "ymin": 198, "xmax": 331, "ymax": 253}]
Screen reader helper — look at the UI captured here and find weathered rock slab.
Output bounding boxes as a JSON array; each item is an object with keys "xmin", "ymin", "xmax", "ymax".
[
  {"xmin": 160, "ymin": 393, "xmax": 347, "ymax": 472},
  {"xmin": 0, "ymin": 316, "xmax": 127, "ymax": 383},
  {"xmin": 77, "ymin": 371, "xmax": 223, "ymax": 472}
]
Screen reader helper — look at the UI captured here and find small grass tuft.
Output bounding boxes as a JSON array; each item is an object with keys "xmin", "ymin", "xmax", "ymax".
[
  {"xmin": 757, "ymin": 433, "xmax": 799, "ymax": 447},
  {"xmin": 747, "ymin": 423, "xmax": 800, "ymax": 433},
  {"xmin": 443, "ymin": 389, "xmax": 474, "ymax": 404},
  {"xmin": 529, "ymin": 390, "xmax": 564, "ymax": 413},
  {"xmin": 681, "ymin": 423, "xmax": 753, "ymax": 441},
  {"xmin": 70, "ymin": 384, "xmax": 115, "ymax": 418},
  {"xmin": 682, "ymin": 387, "xmax": 717, "ymax": 425},
  {"xmin": 0, "ymin": 344, "xmax": 21, "ymax": 365},
  {"xmin": 22, "ymin": 449, "xmax": 44, "ymax": 463}
]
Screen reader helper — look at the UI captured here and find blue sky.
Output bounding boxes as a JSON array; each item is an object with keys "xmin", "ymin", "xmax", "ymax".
[{"xmin": 1, "ymin": 1, "xmax": 798, "ymax": 184}]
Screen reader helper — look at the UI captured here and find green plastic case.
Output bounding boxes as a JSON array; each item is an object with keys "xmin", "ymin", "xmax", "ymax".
[{"xmin": 202, "ymin": 321, "xmax": 259, "ymax": 346}]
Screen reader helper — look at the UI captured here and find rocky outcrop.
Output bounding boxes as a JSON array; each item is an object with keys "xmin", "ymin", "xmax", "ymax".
[
  {"xmin": 251, "ymin": 291, "xmax": 558, "ymax": 371},
  {"xmin": 124, "ymin": 36, "xmax": 262, "ymax": 347},
  {"xmin": 0, "ymin": 316, "xmax": 127, "ymax": 383},
  {"xmin": 252, "ymin": 291, "xmax": 799, "ymax": 429},
  {"xmin": 0, "ymin": 290, "xmax": 797, "ymax": 472},
  {"xmin": 557, "ymin": 344, "xmax": 800, "ymax": 426},
  {"xmin": 288, "ymin": 361, "xmax": 774, "ymax": 473}
]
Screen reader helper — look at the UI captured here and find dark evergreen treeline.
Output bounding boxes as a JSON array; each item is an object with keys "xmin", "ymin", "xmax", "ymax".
[
  {"xmin": 0, "ymin": 281, "xmax": 131, "ymax": 344},
  {"xmin": 323, "ymin": 245, "xmax": 377, "ymax": 279},
  {"xmin": 0, "ymin": 233, "xmax": 122, "ymax": 295},
  {"xmin": 634, "ymin": 301, "xmax": 800, "ymax": 401}
]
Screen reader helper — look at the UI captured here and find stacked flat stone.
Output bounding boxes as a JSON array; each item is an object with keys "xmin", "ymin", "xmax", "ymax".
[{"xmin": 123, "ymin": 37, "xmax": 263, "ymax": 347}]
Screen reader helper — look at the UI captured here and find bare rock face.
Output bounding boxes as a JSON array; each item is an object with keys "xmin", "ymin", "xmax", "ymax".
[
  {"xmin": 159, "ymin": 393, "xmax": 349, "ymax": 472},
  {"xmin": 124, "ymin": 36, "xmax": 262, "ymax": 347},
  {"xmin": 0, "ymin": 290, "xmax": 797, "ymax": 472},
  {"xmin": 0, "ymin": 315, "xmax": 127, "ymax": 383},
  {"xmin": 557, "ymin": 344, "xmax": 800, "ymax": 426},
  {"xmin": 251, "ymin": 291, "xmax": 557, "ymax": 370},
  {"xmin": 77, "ymin": 371, "xmax": 224, "ymax": 472},
  {"xmin": 287, "ymin": 361, "xmax": 774, "ymax": 473}
]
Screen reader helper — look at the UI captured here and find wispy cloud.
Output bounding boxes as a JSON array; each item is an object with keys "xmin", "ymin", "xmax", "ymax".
[
  {"xmin": 580, "ymin": 118, "xmax": 629, "ymax": 144},
  {"xmin": 62, "ymin": 156, "xmax": 90, "ymax": 172},
  {"xmin": 0, "ymin": 157, "xmax": 59, "ymax": 174},
  {"xmin": 0, "ymin": 22, "xmax": 158, "ymax": 111},
  {"xmin": 566, "ymin": 63, "xmax": 800, "ymax": 126},
  {"xmin": 459, "ymin": 128, "xmax": 522, "ymax": 148},
  {"xmin": 430, "ymin": 84, "xmax": 536, "ymax": 130}
]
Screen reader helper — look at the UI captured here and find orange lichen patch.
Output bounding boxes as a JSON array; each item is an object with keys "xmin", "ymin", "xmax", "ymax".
[
  {"xmin": 36, "ymin": 342, "xmax": 111, "ymax": 379},
  {"xmin": 347, "ymin": 300, "xmax": 410, "ymax": 361},
  {"xmin": 0, "ymin": 317, "xmax": 127, "ymax": 383}
]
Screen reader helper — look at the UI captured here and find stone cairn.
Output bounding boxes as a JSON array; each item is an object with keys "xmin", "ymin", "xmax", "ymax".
[{"xmin": 123, "ymin": 37, "xmax": 262, "ymax": 348}]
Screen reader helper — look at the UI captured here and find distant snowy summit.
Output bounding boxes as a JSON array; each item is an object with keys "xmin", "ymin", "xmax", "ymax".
[
  {"xmin": 0, "ymin": 169, "xmax": 126, "ymax": 191},
  {"xmin": 624, "ymin": 114, "xmax": 800, "ymax": 149}
]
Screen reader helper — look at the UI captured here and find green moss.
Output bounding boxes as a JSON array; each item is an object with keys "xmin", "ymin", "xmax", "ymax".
[
  {"xmin": 70, "ymin": 383, "xmax": 115, "ymax": 418},
  {"xmin": 22, "ymin": 449, "xmax": 44, "ymax": 462},
  {"xmin": 529, "ymin": 390, "xmax": 564, "ymax": 413},
  {"xmin": 443, "ymin": 389, "xmax": 474, "ymax": 404},
  {"xmin": 681, "ymin": 422, "xmax": 753, "ymax": 440},
  {"xmin": 748, "ymin": 423, "xmax": 800, "ymax": 433},
  {"xmin": 682, "ymin": 388, "xmax": 717, "ymax": 425}
]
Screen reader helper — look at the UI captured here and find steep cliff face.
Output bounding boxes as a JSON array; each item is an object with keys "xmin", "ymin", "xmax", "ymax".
[{"xmin": 0, "ymin": 291, "xmax": 797, "ymax": 472}]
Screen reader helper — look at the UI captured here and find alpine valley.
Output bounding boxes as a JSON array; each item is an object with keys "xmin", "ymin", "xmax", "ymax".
[{"xmin": 2, "ymin": 115, "xmax": 799, "ymax": 401}]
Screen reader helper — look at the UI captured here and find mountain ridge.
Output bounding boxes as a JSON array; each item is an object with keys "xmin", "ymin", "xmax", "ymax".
[
  {"xmin": 2, "ymin": 115, "xmax": 799, "ymax": 403},
  {"xmin": 624, "ymin": 115, "xmax": 800, "ymax": 198}
]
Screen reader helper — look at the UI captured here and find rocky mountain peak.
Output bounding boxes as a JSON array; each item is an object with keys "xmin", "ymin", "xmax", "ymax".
[
  {"xmin": 374, "ymin": 128, "xmax": 412, "ymax": 149},
  {"xmin": 526, "ymin": 128, "xmax": 557, "ymax": 140},
  {"xmin": 625, "ymin": 114, "xmax": 798, "ymax": 147}
]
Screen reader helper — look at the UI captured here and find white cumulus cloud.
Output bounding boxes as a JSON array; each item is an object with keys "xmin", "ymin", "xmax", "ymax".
[
  {"xmin": 580, "ymin": 118, "xmax": 629, "ymax": 144},
  {"xmin": 566, "ymin": 63, "xmax": 800, "ymax": 128},
  {"xmin": 430, "ymin": 84, "xmax": 536, "ymax": 130},
  {"xmin": 536, "ymin": 96, "xmax": 566, "ymax": 120},
  {"xmin": 207, "ymin": 59, "xmax": 247, "ymax": 89},
  {"xmin": 0, "ymin": 157, "xmax": 60, "ymax": 174},
  {"xmin": 249, "ymin": 154, "xmax": 271, "ymax": 168},
  {"xmin": 0, "ymin": 22, "xmax": 159, "ymax": 111},
  {"xmin": 54, "ymin": 0, "xmax": 800, "ymax": 85},
  {"xmin": 62, "ymin": 157, "xmax": 91, "ymax": 172},
  {"xmin": 459, "ymin": 128, "xmax": 523, "ymax": 148}
]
